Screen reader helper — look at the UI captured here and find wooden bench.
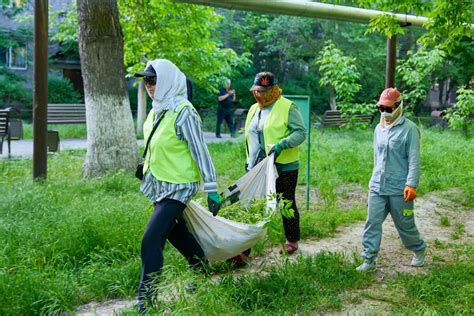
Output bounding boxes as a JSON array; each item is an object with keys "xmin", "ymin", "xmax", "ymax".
[
  {"xmin": 47, "ymin": 104, "xmax": 86, "ymax": 151},
  {"xmin": 0, "ymin": 108, "xmax": 12, "ymax": 156},
  {"xmin": 320, "ymin": 110, "xmax": 374, "ymax": 127},
  {"xmin": 48, "ymin": 104, "xmax": 86, "ymax": 124},
  {"xmin": 430, "ymin": 110, "xmax": 448, "ymax": 128},
  {"xmin": 234, "ymin": 108, "xmax": 248, "ymax": 131}
]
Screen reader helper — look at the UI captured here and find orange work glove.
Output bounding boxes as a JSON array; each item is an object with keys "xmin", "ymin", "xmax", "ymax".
[{"xmin": 404, "ymin": 186, "xmax": 417, "ymax": 202}]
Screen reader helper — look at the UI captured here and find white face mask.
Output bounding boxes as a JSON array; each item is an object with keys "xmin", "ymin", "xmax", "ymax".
[{"xmin": 381, "ymin": 111, "xmax": 394, "ymax": 119}]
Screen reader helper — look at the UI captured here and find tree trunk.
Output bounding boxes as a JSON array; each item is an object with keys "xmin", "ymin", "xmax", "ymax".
[
  {"xmin": 77, "ymin": 0, "xmax": 138, "ymax": 177},
  {"xmin": 329, "ymin": 86, "xmax": 337, "ymax": 110},
  {"xmin": 136, "ymin": 80, "xmax": 147, "ymax": 138},
  {"xmin": 438, "ymin": 80, "xmax": 444, "ymax": 108}
]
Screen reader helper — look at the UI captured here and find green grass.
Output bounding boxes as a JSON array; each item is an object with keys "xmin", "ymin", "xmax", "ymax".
[
  {"xmin": 1, "ymin": 127, "xmax": 473, "ymax": 315},
  {"xmin": 386, "ymin": 246, "xmax": 474, "ymax": 315},
  {"xmin": 23, "ymin": 122, "xmax": 88, "ymax": 139},
  {"xmin": 121, "ymin": 252, "xmax": 373, "ymax": 315},
  {"xmin": 440, "ymin": 215, "xmax": 451, "ymax": 227}
]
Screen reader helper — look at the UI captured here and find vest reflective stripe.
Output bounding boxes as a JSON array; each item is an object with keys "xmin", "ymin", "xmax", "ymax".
[
  {"xmin": 143, "ymin": 102, "xmax": 201, "ymax": 184},
  {"xmin": 244, "ymin": 97, "xmax": 299, "ymax": 164}
]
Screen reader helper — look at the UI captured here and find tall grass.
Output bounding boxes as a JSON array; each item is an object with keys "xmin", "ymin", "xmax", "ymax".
[
  {"xmin": 142, "ymin": 253, "xmax": 373, "ymax": 315},
  {"xmin": 386, "ymin": 245, "xmax": 474, "ymax": 315},
  {"xmin": 0, "ymin": 128, "xmax": 472, "ymax": 314}
]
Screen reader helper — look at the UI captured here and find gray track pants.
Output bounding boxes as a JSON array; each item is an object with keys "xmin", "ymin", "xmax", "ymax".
[{"xmin": 361, "ymin": 191, "xmax": 426, "ymax": 261}]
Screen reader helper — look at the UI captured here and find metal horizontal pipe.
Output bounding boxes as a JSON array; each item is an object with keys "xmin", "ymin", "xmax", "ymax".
[{"xmin": 175, "ymin": 0, "xmax": 474, "ymax": 31}]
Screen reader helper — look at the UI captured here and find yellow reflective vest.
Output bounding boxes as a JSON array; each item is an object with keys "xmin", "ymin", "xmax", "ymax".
[
  {"xmin": 143, "ymin": 102, "xmax": 201, "ymax": 184},
  {"xmin": 244, "ymin": 97, "xmax": 299, "ymax": 164}
]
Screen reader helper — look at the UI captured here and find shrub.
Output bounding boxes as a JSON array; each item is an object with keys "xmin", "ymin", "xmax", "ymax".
[
  {"xmin": 48, "ymin": 76, "xmax": 82, "ymax": 104},
  {"xmin": 445, "ymin": 87, "xmax": 474, "ymax": 135},
  {"xmin": 0, "ymin": 68, "xmax": 29, "ymax": 107}
]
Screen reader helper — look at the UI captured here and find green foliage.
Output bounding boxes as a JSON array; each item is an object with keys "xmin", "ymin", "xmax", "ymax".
[
  {"xmin": 397, "ymin": 48, "xmax": 446, "ymax": 112},
  {"xmin": 49, "ymin": 5, "xmax": 79, "ymax": 58},
  {"xmin": 445, "ymin": 87, "xmax": 474, "ymax": 133},
  {"xmin": 357, "ymin": 0, "xmax": 432, "ymax": 15},
  {"xmin": 418, "ymin": 0, "xmax": 474, "ymax": 53},
  {"xmin": 119, "ymin": 0, "xmax": 251, "ymax": 92},
  {"xmin": 439, "ymin": 215, "xmax": 450, "ymax": 227},
  {"xmin": 48, "ymin": 76, "xmax": 83, "ymax": 104},
  {"xmin": 0, "ymin": 151, "xmax": 149, "ymax": 315},
  {"xmin": 1, "ymin": 128, "xmax": 473, "ymax": 314},
  {"xmin": 388, "ymin": 252, "xmax": 474, "ymax": 314},
  {"xmin": 23, "ymin": 123, "xmax": 87, "ymax": 139},
  {"xmin": 315, "ymin": 41, "xmax": 361, "ymax": 109},
  {"xmin": 358, "ymin": 0, "xmax": 471, "ymax": 54},
  {"xmin": 365, "ymin": 13, "xmax": 405, "ymax": 39},
  {"xmin": 152, "ymin": 253, "xmax": 373, "ymax": 314},
  {"xmin": 0, "ymin": 68, "xmax": 28, "ymax": 106},
  {"xmin": 218, "ymin": 194, "xmax": 294, "ymax": 230}
]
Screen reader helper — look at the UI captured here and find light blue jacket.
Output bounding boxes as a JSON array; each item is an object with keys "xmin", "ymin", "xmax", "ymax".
[{"xmin": 369, "ymin": 117, "xmax": 421, "ymax": 195}]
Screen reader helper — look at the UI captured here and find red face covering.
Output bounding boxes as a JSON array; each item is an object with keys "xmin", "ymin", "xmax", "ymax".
[{"xmin": 253, "ymin": 85, "xmax": 282, "ymax": 108}]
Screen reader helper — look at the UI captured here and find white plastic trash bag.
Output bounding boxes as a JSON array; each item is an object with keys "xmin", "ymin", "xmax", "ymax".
[{"xmin": 183, "ymin": 155, "xmax": 278, "ymax": 262}]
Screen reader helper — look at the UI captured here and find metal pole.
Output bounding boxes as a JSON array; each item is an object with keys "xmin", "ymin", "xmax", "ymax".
[
  {"xmin": 33, "ymin": 0, "xmax": 48, "ymax": 180},
  {"xmin": 175, "ymin": 0, "xmax": 458, "ymax": 29},
  {"xmin": 306, "ymin": 122, "xmax": 310, "ymax": 211},
  {"xmin": 385, "ymin": 36, "xmax": 397, "ymax": 88}
]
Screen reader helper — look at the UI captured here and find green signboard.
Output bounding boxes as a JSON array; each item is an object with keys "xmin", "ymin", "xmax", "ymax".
[{"xmin": 284, "ymin": 95, "xmax": 311, "ymax": 210}]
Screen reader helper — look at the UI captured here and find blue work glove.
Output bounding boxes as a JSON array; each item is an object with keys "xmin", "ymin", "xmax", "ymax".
[
  {"xmin": 268, "ymin": 143, "xmax": 283, "ymax": 158},
  {"xmin": 207, "ymin": 192, "xmax": 222, "ymax": 216}
]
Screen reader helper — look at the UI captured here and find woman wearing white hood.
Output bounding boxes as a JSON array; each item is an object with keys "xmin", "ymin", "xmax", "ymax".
[
  {"xmin": 134, "ymin": 59, "xmax": 221, "ymax": 311},
  {"xmin": 357, "ymin": 88, "xmax": 427, "ymax": 272}
]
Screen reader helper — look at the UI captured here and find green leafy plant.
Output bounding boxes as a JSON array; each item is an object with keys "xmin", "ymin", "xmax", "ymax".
[
  {"xmin": 444, "ymin": 87, "xmax": 474, "ymax": 134},
  {"xmin": 218, "ymin": 193, "xmax": 294, "ymax": 225},
  {"xmin": 365, "ymin": 13, "xmax": 405, "ymax": 39},
  {"xmin": 397, "ymin": 48, "xmax": 446, "ymax": 113},
  {"xmin": 48, "ymin": 76, "xmax": 83, "ymax": 104},
  {"xmin": 439, "ymin": 215, "xmax": 450, "ymax": 227},
  {"xmin": 418, "ymin": 0, "xmax": 474, "ymax": 53},
  {"xmin": 315, "ymin": 40, "xmax": 361, "ymax": 111},
  {"xmin": 119, "ymin": 0, "xmax": 251, "ymax": 92},
  {"xmin": 49, "ymin": 5, "xmax": 79, "ymax": 58},
  {"xmin": 0, "ymin": 68, "xmax": 28, "ymax": 106}
]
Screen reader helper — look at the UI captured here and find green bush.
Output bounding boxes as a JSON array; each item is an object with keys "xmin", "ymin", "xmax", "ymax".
[
  {"xmin": 48, "ymin": 76, "xmax": 83, "ymax": 104},
  {"xmin": 0, "ymin": 68, "xmax": 29, "ymax": 107}
]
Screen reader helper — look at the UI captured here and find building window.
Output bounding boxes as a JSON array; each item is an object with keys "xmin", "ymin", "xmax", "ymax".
[
  {"xmin": 9, "ymin": 46, "xmax": 27, "ymax": 70},
  {"xmin": 0, "ymin": 46, "xmax": 7, "ymax": 67}
]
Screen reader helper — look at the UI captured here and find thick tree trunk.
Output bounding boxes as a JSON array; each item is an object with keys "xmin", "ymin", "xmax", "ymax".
[
  {"xmin": 136, "ymin": 80, "xmax": 147, "ymax": 138},
  {"xmin": 77, "ymin": 0, "xmax": 138, "ymax": 177}
]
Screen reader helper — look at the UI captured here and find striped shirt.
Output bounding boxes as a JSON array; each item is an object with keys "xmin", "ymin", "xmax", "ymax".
[{"xmin": 140, "ymin": 106, "xmax": 217, "ymax": 205}]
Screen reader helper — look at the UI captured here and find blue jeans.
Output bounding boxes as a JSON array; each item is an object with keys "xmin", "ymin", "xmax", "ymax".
[
  {"xmin": 216, "ymin": 107, "xmax": 235, "ymax": 136},
  {"xmin": 361, "ymin": 191, "xmax": 426, "ymax": 261}
]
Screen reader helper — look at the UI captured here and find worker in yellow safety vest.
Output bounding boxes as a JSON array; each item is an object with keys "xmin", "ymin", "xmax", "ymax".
[
  {"xmin": 244, "ymin": 72, "xmax": 307, "ymax": 257},
  {"xmin": 134, "ymin": 59, "xmax": 222, "ymax": 312}
]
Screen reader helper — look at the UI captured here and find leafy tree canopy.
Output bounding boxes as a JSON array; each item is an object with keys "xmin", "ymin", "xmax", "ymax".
[{"xmin": 119, "ymin": 0, "xmax": 251, "ymax": 91}]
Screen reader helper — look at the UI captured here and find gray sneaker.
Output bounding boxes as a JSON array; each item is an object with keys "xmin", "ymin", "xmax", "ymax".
[
  {"xmin": 411, "ymin": 248, "xmax": 426, "ymax": 267},
  {"xmin": 356, "ymin": 260, "xmax": 376, "ymax": 272}
]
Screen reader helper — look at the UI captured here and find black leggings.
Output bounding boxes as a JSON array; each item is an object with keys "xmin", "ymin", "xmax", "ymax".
[
  {"xmin": 138, "ymin": 198, "xmax": 205, "ymax": 300},
  {"xmin": 276, "ymin": 170, "xmax": 300, "ymax": 242}
]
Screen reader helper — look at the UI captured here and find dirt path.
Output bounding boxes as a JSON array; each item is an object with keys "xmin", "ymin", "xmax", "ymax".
[{"xmin": 75, "ymin": 189, "xmax": 473, "ymax": 315}]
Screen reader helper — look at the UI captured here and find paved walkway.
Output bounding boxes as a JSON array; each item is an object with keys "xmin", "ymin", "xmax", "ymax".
[{"xmin": 1, "ymin": 132, "xmax": 240, "ymax": 159}]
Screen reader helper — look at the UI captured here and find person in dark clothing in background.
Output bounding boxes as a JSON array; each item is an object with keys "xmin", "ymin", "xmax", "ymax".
[
  {"xmin": 216, "ymin": 79, "xmax": 237, "ymax": 138},
  {"xmin": 186, "ymin": 78, "xmax": 193, "ymax": 102}
]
